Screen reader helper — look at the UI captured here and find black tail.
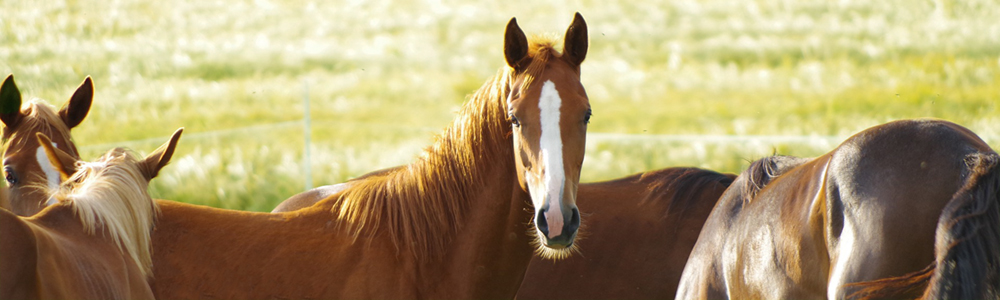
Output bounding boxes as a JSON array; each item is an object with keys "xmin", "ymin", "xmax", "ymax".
[{"xmin": 925, "ymin": 152, "xmax": 1000, "ymax": 299}]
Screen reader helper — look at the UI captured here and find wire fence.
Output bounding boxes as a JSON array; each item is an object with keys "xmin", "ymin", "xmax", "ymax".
[{"xmin": 79, "ymin": 118, "xmax": 999, "ymax": 152}]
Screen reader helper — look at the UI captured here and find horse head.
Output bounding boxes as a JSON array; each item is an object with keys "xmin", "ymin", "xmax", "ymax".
[
  {"xmin": 1, "ymin": 74, "xmax": 93, "ymax": 216},
  {"xmin": 504, "ymin": 13, "xmax": 590, "ymax": 256}
]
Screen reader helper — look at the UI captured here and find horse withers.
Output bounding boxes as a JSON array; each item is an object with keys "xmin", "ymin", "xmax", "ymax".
[
  {"xmin": 676, "ymin": 119, "xmax": 1000, "ymax": 299},
  {"xmin": 0, "ymin": 129, "xmax": 182, "ymax": 300}
]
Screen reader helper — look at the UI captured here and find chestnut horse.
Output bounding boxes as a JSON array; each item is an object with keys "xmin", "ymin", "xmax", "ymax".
[
  {"xmin": 0, "ymin": 129, "xmax": 181, "ymax": 300},
  {"xmin": 1, "ymin": 74, "xmax": 94, "ymax": 216},
  {"xmin": 277, "ymin": 167, "xmax": 736, "ymax": 299},
  {"xmin": 149, "ymin": 14, "xmax": 592, "ymax": 299},
  {"xmin": 517, "ymin": 167, "xmax": 735, "ymax": 299},
  {"xmin": 676, "ymin": 119, "xmax": 1000, "ymax": 299}
]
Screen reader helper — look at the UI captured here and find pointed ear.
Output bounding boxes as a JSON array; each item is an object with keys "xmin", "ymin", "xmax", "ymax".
[
  {"xmin": 563, "ymin": 12, "xmax": 588, "ymax": 67},
  {"xmin": 1, "ymin": 74, "xmax": 23, "ymax": 128},
  {"xmin": 504, "ymin": 17, "xmax": 529, "ymax": 70},
  {"xmin": 37, "ymin": 133, "xmax": 78, "ymax": 181},
  {"xmin": 59, "ymin": 76, "xmax": 93, "ymax": 129},
  {"xmin": 139, "ymin": 128, "xmax": 183, "ymax": 181}
]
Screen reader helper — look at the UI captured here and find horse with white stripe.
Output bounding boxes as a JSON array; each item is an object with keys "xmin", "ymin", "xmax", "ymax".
[
  {"xmin": 1, "ymin": 74, "xmax": 93, "ymax": 216},
  {"xmin": 149, "ymin": 14, "xmax": 592, "ymax": 298},
  {"xmin": 1, "ymin": 129, "xmax": 181, "ymax": 299}
]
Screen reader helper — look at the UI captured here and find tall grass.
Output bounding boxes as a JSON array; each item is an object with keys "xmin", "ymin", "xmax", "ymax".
[{"xmin": 2, "ymin": 0, "xmax": 998, "ymax": 211}]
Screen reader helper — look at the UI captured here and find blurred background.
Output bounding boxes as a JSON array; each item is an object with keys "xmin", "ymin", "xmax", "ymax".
[{"xmin": 2, "ymin": 0, "xmax": 998, "ymax": 211}]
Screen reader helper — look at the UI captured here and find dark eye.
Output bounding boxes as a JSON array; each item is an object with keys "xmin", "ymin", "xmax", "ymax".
[
  {"xmin": 509, "ymin": 113, "xmax": 521, "ymax": 127},
  {"xmin": 584, "ymin": 109, "xmax": 593, "ymax": 124},
  {"xmin": 4, "ymin": 167, "xmax": 17, "ymax": 185}
]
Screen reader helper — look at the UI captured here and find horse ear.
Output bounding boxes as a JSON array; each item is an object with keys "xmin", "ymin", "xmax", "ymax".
[
  {"xmin": 59, "ymin": 76, "xmax": 93, "ymax": 129},
  {"xmin": 139, "ymin": 128, "xmax": 183, "ymax": 181},
  {"xmin": 1, "ymin": 74, "xmax": 23, "ymax": 128},
  {"xmin": 36, "ymin": 133, "xmax": 78, "ymax": 181},
  {"xmin": 504, "ymin": 17, "xmax": 529, "ymax": 70},
  {"xmin": 563, "ymin": 12, "xmax": 588, "ymax": 67}
]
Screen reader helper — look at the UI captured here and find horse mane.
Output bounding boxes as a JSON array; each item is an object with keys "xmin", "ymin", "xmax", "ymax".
[
  {"xmin": 1, "ymin": 100, "xmax": 77, "ymax": 156},
  {"xmin": 332, "ymin": 37, "xmax": 563, "ymax": 259},
  {"xmin": 641, "ymin": 168, "xmax": 736, "ymax": 218},
  {"xmin": 50, "ymin": 148, "xmax": 159, "ymax": 277},
  {"xmin": 846, "ymin": 152, "xmax": 1000, "ymax": 300},
  {"xmin": 730, "ymin": 155, "xmax": 814, "ymax": 205},
  {"xmin": 737, "ymin": 156, "xmax": 785, "ymax": 203}
]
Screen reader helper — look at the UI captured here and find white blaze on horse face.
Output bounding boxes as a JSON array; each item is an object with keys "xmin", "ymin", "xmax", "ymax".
[
  {"xmin": 536, "ymin": 80, "xmax": 565, "ymax": 239},
  {"xmin": 36, "ymin": 143, "xmax": 60, "ymax": 206}
]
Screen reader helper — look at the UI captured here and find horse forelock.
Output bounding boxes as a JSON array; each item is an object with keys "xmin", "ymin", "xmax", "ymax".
[
  {"xmin": 2, "ymin": 100, "xmax": 75, "ymax": 154},
  {"xmin": 52, "ymin": 149, "xmax": 159, "ymax": 278},
  {"xmin": 513, "ymin": 37, "xmax": 560, "ymax": 97}
]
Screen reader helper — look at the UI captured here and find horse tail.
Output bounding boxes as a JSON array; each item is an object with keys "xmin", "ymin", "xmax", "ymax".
[
  {"xmin": 924, "ymin": 151, "xmax": 1000, "ymax": 299},
  {"xmin": 847, "ymin": 152, "xmax": 1000, "ymax": 300}
]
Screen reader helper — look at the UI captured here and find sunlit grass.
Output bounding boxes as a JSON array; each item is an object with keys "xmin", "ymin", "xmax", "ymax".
[{"xmin": 2, "ymin": 0, "xmax": 998, "ymax": 211}]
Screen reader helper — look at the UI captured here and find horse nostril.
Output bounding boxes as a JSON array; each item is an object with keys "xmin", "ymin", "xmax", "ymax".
[
  {"xmin": 535, "ymin": 208, "xmax": 549, "ymax": 237},
  {"xmin": 566, "ymin": 207, "xmax": 580, "ymax": 234}
]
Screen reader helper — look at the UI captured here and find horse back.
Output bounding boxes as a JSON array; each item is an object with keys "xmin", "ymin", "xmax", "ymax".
[{"xmin": 152, "ymin": 200, "xmax": 425, "ymax": 299}]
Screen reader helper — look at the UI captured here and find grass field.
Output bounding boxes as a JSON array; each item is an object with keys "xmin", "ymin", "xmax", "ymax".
[{"xmin": 2, "ymin": 0, "xmax": 998, "ymax": 211}]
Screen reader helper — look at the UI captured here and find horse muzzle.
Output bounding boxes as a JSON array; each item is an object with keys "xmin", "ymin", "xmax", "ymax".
[{"xmin": 535, "ymin": 204, "xmax": 580, "ymax": 248}]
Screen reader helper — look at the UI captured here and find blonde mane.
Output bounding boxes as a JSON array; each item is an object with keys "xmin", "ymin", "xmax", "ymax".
[
  {"xmin": 50, "ymin": 149, "xmax": 159, "ymax": 277},
  {"xmin": 2, "ymin": 100, "xmax": 77, "ymax": 156},
  {"xmin": 332, "ymin": 37, "xmax": 564, "ymax": 260}
]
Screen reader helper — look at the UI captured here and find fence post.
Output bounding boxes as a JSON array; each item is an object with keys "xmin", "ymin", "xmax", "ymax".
[{"xmin": 303, "ymin": 80, "xmax": 312, "ymax": 190}]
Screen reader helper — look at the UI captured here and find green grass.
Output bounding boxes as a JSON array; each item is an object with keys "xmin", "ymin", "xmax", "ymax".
[{"xmin": 2, "ymin": 0, "xmax": 998, "ymax": 211}]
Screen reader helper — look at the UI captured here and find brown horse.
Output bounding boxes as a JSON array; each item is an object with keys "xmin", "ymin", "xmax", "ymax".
[
  {"xmin": 0, "ymin": 129, "xmax": 181, "ymax": 300},
  {"xmin": 517, "ymin": 167, "xmax": 735, "ymax": 299},
  {"xmin": 149, "ymin": 14, "xmax": 592, "ymax": 299},
  {"xmin": 276, "ymin": 167, "xmax": 736, "ymax": 299},
  {"xmin": 1, "ymin": 74, "xmax": 94, "ymax": 216},
  {"xmin": 676, "ymin": 119, "xmax": 1000, "ymax": 299}
]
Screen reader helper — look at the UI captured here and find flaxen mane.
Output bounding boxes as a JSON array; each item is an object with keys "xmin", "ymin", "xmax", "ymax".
[
  {"xmin": 50, "ymin": 148, "xmax": 159, "ymax": 277},
  {"xmin": 2, "ymin": 100, "xmax": 75, "ymax": 154},
  {"xmin": 332, "ymin": 38, "xmax": 563, "ymax": 260}
]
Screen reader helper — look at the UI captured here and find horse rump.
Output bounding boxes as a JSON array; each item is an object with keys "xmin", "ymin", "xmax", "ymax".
[{"xmin": 847, "ymin": 151, "xmax": 1000, "ymax": 300}]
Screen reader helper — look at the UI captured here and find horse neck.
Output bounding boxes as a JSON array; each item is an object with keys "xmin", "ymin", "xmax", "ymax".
[
  {"xmin": 334, "ymin": 73, "xmax": 521, "ymax": 255},
  {"xmin": 331, "ymin": 73, "xmax": 536, "ymax": 297}
]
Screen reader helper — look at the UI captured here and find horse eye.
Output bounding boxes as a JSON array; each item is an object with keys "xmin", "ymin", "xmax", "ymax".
[
  {"xmin": 509, "ymin": 113, "xmax": 521, "ymax": 127},
  {"xmin": 584, "ymin": 109, "xmax": 593, "ymax": 124},
  {"xmin": 4, "ymin": 167, "xmax": 17, "ymax": 185}
]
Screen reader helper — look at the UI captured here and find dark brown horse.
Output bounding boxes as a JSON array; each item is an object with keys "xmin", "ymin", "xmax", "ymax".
[
  {"xmin": 149, "ymin": 14, "xmax": 593, "ymax": 299},
  {"xmin": 676, "ymin": 119, "xmax": 1000, "ymax": 299},
  {"xmin": 0, "ymin": 130, "xmax": 181, "ymax": 300},
  {"xmin": 1, "ymin": 74, "xmax": 93, "ymax": 216}
]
